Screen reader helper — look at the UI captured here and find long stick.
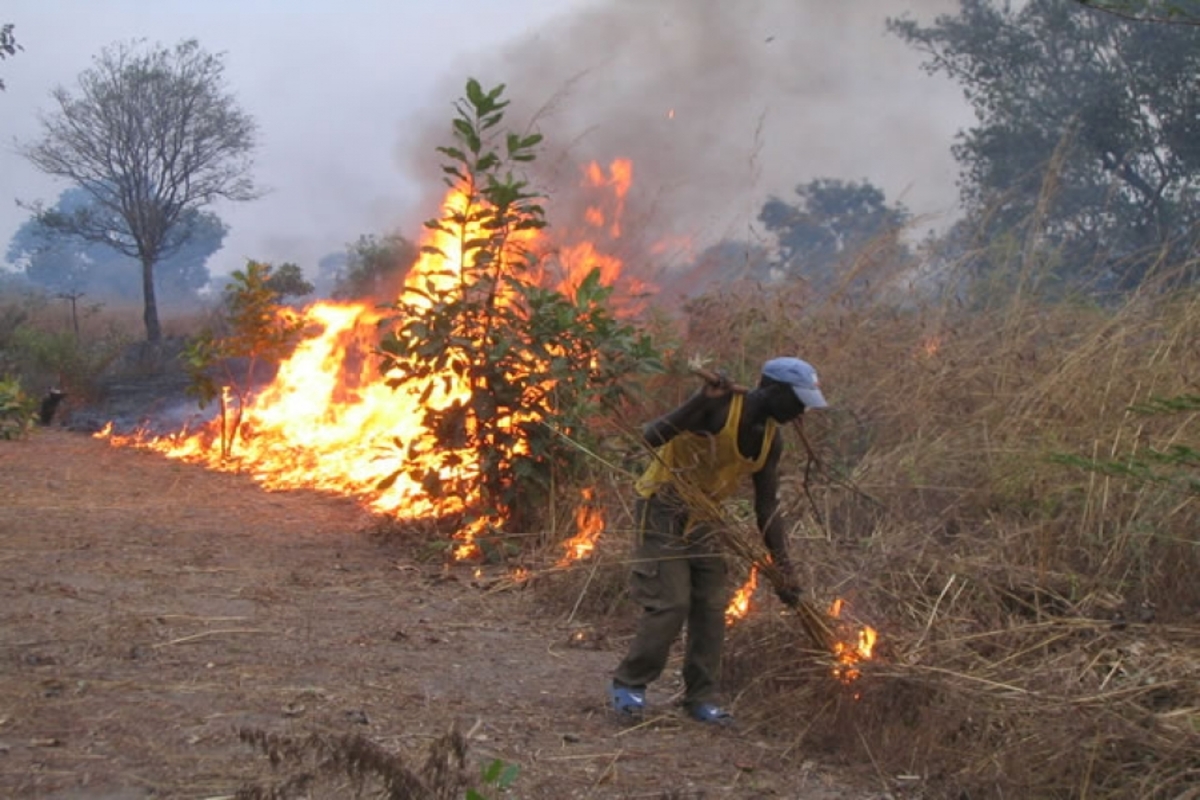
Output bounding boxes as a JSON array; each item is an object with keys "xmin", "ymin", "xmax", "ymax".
[{"xmin": 688, "ymin": 365, "xmax": 749, "ymax": 394}]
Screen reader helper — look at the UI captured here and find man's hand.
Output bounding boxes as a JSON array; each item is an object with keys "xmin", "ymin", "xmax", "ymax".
[
  {"xmin": 702, "ymin": 370, "xmax": 734, "ymax": 397},
  {"xmin": 775, "ymin": 574, "xmax": 802, "ymax": 608}
]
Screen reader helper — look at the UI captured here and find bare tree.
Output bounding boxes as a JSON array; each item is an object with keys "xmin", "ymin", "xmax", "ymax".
[{"xmin": 20, "ymin": 39, "xmax": 259, "ymax": 341}]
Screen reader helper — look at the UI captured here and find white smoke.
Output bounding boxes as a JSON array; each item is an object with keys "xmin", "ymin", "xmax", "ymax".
[{"xmin": 399, "ymin": 0, "xmax": 969, "ymax": 275}]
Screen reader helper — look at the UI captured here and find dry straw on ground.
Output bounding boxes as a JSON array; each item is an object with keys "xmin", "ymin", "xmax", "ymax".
[{"xmin": 545, "ymin": 249, "xmax": 1199, "ymax": 798}]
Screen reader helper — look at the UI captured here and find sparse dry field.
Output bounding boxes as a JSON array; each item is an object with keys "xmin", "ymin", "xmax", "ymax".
[{"xmin": 0, "ymin": 429, "xmax": 880, "ymax": 799}]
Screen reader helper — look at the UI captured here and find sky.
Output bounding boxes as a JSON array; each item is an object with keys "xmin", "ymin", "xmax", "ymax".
[{"xmin": 0, "ymin": 0, "xmax": 974, "ymax": 290}]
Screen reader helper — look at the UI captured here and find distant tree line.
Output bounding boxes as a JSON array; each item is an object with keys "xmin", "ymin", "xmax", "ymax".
[{"xmin": 7, "ymin": 188, "xmax": 226, "ymax": 305}]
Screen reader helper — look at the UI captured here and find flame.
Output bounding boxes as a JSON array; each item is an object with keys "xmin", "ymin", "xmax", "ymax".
[
  {"xmin": 557, "ymin": 487, "xmax": 605, "ymax": 567},
  {"xmin": 828, "ymin": 598, "xmax": 878, "ymax": 685},
  {"xmin": 581, "ymin": 159, "xmax": 631, "ymax": 239},
  {"xmin": 98, "ymin": 164, "xmax": 642, "ymax": 558},
  {"xmin": 725, "ymin": 565, "xmax": 759, "ymax": 625}
]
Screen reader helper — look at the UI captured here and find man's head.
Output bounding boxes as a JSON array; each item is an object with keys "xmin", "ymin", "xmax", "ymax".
[{"xmin": 760, "ymin": 357, "xmax": 828, "ymax": 414}]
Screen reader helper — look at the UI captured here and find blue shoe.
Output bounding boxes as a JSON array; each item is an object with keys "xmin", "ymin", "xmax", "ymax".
[
  {"xmin": 608, "ymin": 681, "xmax": 646, "ymax": 717},
  {"xmin": 686, "ymin": 702, "xmax": 733, "ymax": 725}
]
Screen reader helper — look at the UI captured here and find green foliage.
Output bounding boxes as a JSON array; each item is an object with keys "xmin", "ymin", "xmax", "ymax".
[
  {"xmin": 184, "ymin": 260, "xmax": 310, "ymax": 456},
  {"xmin": 0, "ymin": 296, "xmax": 33, "ymax": 360},
  {"xmin": 377, "ymin": 78, "xmax": 661, "ymax": 537},
  {"xmin": 1077, "ymin": 0, "xmax": 1200, "ymax": 22},
  {"xmin": 262, "ymin": 261, "xmax": 315, "ymax": 301},
  {"xmin": 0, "ymin": 376, "xmax": 36, "ymax": 439},
  {"xmin": 332, "ymin": 233, "xmax": 418, "ymax": 300},
  {"xmin": 1052, "ymin": 393, "xmax": 1200, "ymax": 496},
  {"xmin": 465, "ymin": 758, "xmax": 519, "ymax": 800},
  {"xmin": 0, "ymin": 290, "xmax": 129, "ymax": 403}
]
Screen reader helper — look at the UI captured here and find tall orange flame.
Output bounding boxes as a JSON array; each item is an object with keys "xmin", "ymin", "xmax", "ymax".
[{"xmin": 98, "ymin": 164, "xmax": 642, "ymax": 559}]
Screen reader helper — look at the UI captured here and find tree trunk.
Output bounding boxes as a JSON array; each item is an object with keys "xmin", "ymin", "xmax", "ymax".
[{"xmin": 141, "ymin": 256, "xmax": 162, "ymax": 342}]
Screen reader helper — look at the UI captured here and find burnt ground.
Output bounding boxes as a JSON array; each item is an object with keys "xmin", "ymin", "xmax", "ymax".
[{"xmin": 0, "ymin": 429, "xmax": 884, "ymax": 799}]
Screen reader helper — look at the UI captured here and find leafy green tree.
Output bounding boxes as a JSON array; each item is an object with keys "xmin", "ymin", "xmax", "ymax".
[
  {"xmin": 331, "ymin": 233, "xmax": 418, "ymax": 300},
  {"xmin": 262, "ymin": 262, "xmax": 315, "ymax": 302},
  {"xmin": 889, "ymin": 1, "xmax": 1200, "ymax": 293},
  {"xmin": 0, "ymin": 23, "xmax": 20, "ymax": 90},
  {"xmin": 18, "ymin": 38, "xmax": 259, "ymax": 342},
  {"xmin": 758, "ymin": 178, "xmax": 910, "ymax": 292},
  {"xmin": 7, "ymin": 188, "xmax": 226, "ymax": 303},
  {"xmin": 184, "ymin": 261, "xmax": 308, "ymax": 457},
  {"xmin": 377, "ymin": 79, "xmax": 660, "ymax": 542}
]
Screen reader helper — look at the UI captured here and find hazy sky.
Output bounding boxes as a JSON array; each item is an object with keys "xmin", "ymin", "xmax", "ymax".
[{"xmin": 1, "ymin": 0, "xmax": 973, "ymax": 286}]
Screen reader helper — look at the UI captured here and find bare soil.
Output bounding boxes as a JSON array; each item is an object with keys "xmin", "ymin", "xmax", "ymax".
[{"xmin": 0, "ymin": 430, "xmax": 880, "ymax": 799}]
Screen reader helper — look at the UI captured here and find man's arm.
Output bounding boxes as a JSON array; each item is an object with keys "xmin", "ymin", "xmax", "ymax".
[
  {"xmin": 641, "ymin": 386, "xmax": 729, "ymax": 448},
  {"xmin": 753, "ymin": 437, "xmax": 802, "ymax": 605}
]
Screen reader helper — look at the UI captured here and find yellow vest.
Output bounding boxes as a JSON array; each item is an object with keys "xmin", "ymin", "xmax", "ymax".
[{"xmin": 635, "ymin": 393, "xmax": 778, "ymax": 502}]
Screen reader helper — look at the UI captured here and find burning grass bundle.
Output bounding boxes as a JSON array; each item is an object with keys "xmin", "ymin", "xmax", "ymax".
[{"xmin": 722, "ymin": 531, "xmax": 1200, "ymax": 798}]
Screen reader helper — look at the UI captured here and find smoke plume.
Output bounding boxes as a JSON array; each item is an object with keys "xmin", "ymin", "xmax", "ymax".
[{"xmin": 400, "ymin": 0, "xmax": 967, "ymax": 282}]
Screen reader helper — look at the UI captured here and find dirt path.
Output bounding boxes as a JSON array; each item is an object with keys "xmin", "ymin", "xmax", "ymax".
[{"xmin": 0, "ymin": 430, "xmax": 876, "ymax": 799}]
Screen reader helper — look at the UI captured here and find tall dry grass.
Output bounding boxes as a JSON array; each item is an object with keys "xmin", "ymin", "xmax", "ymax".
[{"xmin": 540, "ymin": 234, "xmax": 1199, "ymax": 797}]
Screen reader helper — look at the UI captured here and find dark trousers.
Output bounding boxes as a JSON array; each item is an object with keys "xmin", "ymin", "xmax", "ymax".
[{"xmin": 613, "ymin": 494, "xmax": 728, "ymax": 706}]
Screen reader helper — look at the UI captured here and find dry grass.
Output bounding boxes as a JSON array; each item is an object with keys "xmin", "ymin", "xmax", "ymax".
[{"xmin": 547, "ymin": 250, "xmax": 1200, "ymax": 798}]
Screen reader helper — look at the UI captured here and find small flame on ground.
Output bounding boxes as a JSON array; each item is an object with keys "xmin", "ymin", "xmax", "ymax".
[
  {"xmin": 454, "ymin": 518, "xmax": 490, "ymax": 561},
  {"xmin": 725, "ymin": 565, "xmax": 759, "ymax": 625},
  {"xmin": 828, "ymin": 598, "xmax": 878, "ymax": 685},
  {"xmin": 556, "ymin": 488, "xmax": 604, "ymax": 567}
]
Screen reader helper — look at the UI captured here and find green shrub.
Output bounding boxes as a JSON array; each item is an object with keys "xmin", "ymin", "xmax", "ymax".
[
  {"xmin": 182, "ymin": 260, "xmax": 310, "ymax": 457},
  {"xmin": 377, "ymin": 79, "xmax": 661, "ymax": 540},
  {"xmin": 0, "ymin": 376, "xmax": 36, "ymax": 439}
]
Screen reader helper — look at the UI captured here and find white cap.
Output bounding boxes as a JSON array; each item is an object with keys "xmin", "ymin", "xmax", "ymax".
[{"xmin": 761, "ymin": 357, "xmax": 828, "ymax": 409}]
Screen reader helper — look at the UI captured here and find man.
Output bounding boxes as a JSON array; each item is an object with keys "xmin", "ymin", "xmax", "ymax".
[{"xmin": 608, "ymin": 357, "xmax": 828, "ymax": 723}]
